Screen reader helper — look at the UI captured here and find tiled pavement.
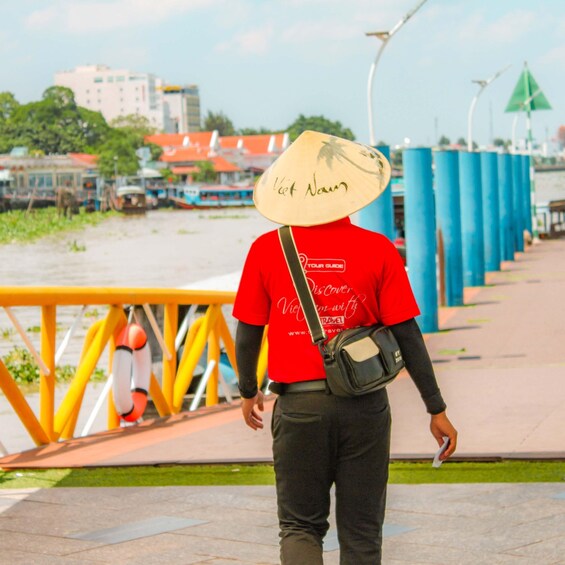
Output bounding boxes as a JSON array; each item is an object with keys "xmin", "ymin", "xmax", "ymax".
[{"xmin": 1, "ymin": 483, "xmax": 565, "ymax": 564}]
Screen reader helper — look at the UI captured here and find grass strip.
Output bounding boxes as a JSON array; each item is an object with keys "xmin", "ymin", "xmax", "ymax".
[
  {"xmin": 0, "ymin": 208, "xmax": 115, "ymax": 244},
  {"xmin": 1, "ymin": 461, "xmax": 564, "ymax": 489}
]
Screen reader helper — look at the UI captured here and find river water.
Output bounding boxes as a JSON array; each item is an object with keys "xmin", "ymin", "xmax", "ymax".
[
  {"xmin": 0, "ymin": 173, "xmax": 563, "ymax": 454},
  {"xmin": 536, "ymin": 170, "xmax": 565, "ymax": 204}
]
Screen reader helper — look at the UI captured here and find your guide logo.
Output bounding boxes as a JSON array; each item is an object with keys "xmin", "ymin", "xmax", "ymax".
[{"xmin": 298, "ymin": 253, "xmax": 346, "ymax": 272}]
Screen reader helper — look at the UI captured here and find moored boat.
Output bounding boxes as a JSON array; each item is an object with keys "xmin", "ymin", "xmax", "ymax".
[
  {"xmin": 116, "ymin": 185, "xmax": 147, "ymax": 214},
  {"xmin": 170, "ymin": 184, "xmax": 254, "ymax": 209}
]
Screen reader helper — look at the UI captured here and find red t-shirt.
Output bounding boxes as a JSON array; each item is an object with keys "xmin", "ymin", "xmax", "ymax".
[{"xmin": 233, "ymin": 218, "xmax": 420, "ymax": 383}]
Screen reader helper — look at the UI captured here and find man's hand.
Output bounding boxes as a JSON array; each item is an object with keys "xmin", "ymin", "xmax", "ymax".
[
  {"xmin": 430, "ymin": 411, "xmax": 457, "ymax": 460},
  {"xmin": 241, "ymin": 391, "xmax": 265, "ymax": 430}
]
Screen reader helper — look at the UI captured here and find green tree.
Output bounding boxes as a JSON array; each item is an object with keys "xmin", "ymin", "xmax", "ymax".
[
  {"xmin": 6, "ymin": 86, "xmax": 109, "ymax": 154},
  {"xmin": 192, "ymin": 161, "xmax": 217, "ymax": 183},
  {"xmin": 97, "ymin": 132, "xmax": 140, "ymax": 178},
  {"xmin": 438, "ymin": 135, "xmax": 450, "ymax": 146},
  {"xmin": 203, "ymin": 111, "xmax": 235, "ymax": 136},
  {"xmin": 286, "ymin": 114, "xmax": 355, "ymax": 142},
  {"xmin": 159, "ymin": 167, "xmax": 179, "ymax": 183},
  {"xmin": 110, "ymin": 114, "xmax": 156, "ymax": 144},
  {"xmin": 237, "ymin": 127, "xmax": 277, "ymax": 135},
  {"xmin": 0, "ymin": 92, "xmax": 19, "ymax": 122},
  {"xmin": 0, "ymin": 92, "xmax": 20, "ymax": 153},
  {"xmin": 109, "ymin": 113, "xmax": 162, "ymax": 164},
  {"xmin": 493, "ymin": 138, "xmax": 511, "ymax": 149}
]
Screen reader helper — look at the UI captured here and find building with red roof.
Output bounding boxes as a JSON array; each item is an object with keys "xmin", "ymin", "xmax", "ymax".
[
  {"xmin": 146, "ymin": 130, "xmax": 289, "ymax": 183},
  {"xmin": 218, "ymin": 133, "xmax": 289, "ymax": 172},
  {"xmin": 146, "ymin": 131, "xmax": 218, "ymax": 151}
]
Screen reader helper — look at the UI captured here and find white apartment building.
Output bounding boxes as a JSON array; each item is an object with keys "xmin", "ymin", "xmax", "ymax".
[{"xmin": 55, "ymin": 64, "xmax": 165, "ymax": 130}]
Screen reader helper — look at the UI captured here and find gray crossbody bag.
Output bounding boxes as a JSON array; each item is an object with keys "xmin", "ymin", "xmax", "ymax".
[{"xmin": 278, "ymin": 225, "xmax": 405, "ymax": 397}]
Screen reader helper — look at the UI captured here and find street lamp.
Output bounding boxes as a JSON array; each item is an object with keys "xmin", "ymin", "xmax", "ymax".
[
  {"xmin": 366, "ymin": 0, "xmax": 430, "ymax": 146},
  {"xmin": 467, "ymin": 65, "xmax": 511, "ymax": 152},
  {"xmin": 511, "ymin": 89, "xmax": 541, "ymax": 153},
  {"xmin": 113, "ymin": 156, "xmax": 118, "ymax": 187}
]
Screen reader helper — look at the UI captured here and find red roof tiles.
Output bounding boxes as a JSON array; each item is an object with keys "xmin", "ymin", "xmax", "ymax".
[
  {"xmin": 146, "ymin": 132, "xmax": 215, "ymax": 149},
  {"xmin": 69, "ymin": 153, "xmax": 98, "ymax": 167}
]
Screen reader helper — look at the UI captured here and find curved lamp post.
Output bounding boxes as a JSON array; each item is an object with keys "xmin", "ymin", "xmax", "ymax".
[
  {"xmin": 366, "ymin": 0, "xmax": 429, "ymax": 146},
  {"xmin": 467, "ymin": 65, "xmax": 511, "ymax": 152}
]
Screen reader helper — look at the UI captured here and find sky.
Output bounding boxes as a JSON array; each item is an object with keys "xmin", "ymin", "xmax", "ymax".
[{"xmin": 1, "ymin": 0, "xmax": 563, "ymax": 148}]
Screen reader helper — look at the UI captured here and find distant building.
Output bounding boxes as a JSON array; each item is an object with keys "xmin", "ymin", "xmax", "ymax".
[
  {"xmin": 145, "ymin": 131, "xmax": 289, "ymax": 184},
  {"xmin": 55, "ymin": 64, "xmax": 200, "ymax": 132},
  {"xmin": 162, "ymin": 85, "xmax": 201, "ymax": 133},
  {"xmin": 218, "ymin": 133, "xmax": 290, "ymax": 172},
  {"xmin": 0, "ymin": 152, "xmax": 99, "ymax": 209}
]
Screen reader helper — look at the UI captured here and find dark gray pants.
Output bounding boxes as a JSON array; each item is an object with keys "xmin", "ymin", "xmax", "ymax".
[{"xmin": 272, "ymin": 388, "xmax": 391, "ymax": 565}]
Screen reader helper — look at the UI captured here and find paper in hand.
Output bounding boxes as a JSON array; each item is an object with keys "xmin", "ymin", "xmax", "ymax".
[{"xmin": 432, "ymin": 436, "xmax": 450, "ymax": 468}]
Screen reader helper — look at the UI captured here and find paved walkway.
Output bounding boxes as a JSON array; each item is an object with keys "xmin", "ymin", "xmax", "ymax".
[
  {"xmin": 1, "ymin": 238, "xmax": 565, "ymax": 563},
  {"xmin": 1, "ymin": 483, "xmax": 565, "ymax": 564}
]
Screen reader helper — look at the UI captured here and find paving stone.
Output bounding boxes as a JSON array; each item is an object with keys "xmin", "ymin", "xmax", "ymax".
[
  {"xmin": 69, "ymin": 515, "xmax": 207, "ymax": 544},
  {"xmin": 0, "ymin": 529, "xmax": 98, "ymax": 556},
  {"xmin": 503, "ymin": 534, "xmax": 565, "ymax": 562},
  {"xmin": 383, "ymin": 539, "xmax": 535, "ymax": 564},
  {"xmin": 72, "ymin": 531, "xmax": 280, "ymax": 565},
  {"xmin": 0, "ymin": 548, "xmax": 103, "ymax": 564},
  {"xmin": 0, "ymin": 501, "xmax": 168, "ymax": 537}
]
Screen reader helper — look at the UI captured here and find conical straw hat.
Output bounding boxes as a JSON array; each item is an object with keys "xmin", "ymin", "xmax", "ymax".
[{"xmin": 254, "ymin": 130, "xmax": 391, "ymax": 226}]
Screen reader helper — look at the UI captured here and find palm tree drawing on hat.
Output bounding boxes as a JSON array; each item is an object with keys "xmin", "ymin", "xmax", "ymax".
[{"xmin": 317, "ymin": 136, "xmax": 387, "ymax": 180}]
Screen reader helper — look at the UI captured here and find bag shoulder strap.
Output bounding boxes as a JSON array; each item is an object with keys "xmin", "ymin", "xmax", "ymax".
[{"xmin": 278, "ymin": 226, "xmax": 327, "ymax": 345}]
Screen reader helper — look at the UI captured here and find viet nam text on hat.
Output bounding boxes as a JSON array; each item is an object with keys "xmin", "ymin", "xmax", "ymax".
[{"xmin": 254, "ymin": 130, "xmax": 391, "ymax": 226}]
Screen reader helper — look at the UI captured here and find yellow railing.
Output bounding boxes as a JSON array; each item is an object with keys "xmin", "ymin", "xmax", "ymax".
[{"xmin": 0, "ymin": 287, "xmax": 269, "ymax": 448}]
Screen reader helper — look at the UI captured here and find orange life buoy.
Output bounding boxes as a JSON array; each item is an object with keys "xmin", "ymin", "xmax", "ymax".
[{"xmin": 112, "ymin": 323, "xmax": 151, "ymax": 422}]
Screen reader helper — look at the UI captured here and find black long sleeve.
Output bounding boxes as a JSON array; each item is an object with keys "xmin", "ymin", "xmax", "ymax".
[
  {"xmin": 389, "ymin": 318, "xmax": 446, "ymax": 415},
  {"xmin": 235, "ymin": 321, "xmax": 265, "ymax": 398}
]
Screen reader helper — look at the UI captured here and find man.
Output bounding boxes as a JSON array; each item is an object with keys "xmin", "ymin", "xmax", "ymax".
[{"xmin": 233, "ymin": 131, "xmax": 457, "ymax": 564}]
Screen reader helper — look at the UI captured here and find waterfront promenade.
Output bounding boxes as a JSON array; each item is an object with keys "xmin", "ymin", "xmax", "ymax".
[{"xmin": 1, "ymin": 237, "xmax": 565, "ymax": 563}]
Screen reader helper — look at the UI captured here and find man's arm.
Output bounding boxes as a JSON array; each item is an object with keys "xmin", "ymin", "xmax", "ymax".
[
  {"xmin": 389, "ymin": 318, "xmax": 458, "ymax": 459},
  {"xmin": 235, "ymin": 321, "xmax": 265, "ymax": 430}
]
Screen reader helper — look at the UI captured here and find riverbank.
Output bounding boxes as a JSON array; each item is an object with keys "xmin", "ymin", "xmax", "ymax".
[{"xmin": 0, "ymin": 208, "xmax": 115, "ymax": 245}]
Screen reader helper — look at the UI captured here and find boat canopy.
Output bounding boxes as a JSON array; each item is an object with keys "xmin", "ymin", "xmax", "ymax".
[{"xmin": 117, "ymin": 185, "xmax": 145, "ymax": 196}]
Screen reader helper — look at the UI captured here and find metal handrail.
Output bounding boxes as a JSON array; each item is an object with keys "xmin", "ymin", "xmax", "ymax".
[{"xmin": 0, "ymin": 287, "xmax": 268, "ymax": 452}]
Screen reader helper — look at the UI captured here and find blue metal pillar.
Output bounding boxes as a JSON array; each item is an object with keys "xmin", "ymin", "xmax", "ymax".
[
  {"xmin": 521, "ymin": 154, "xmax": 533, "ymax": 234},
  {"xmin": 512, "ymin": 154, "xmax": 525, "ymax": 252},
  {"xmin": 480, "ymin": 151, "xmax": 501, "ymax": 272},
  {"xmin": 459, "ymin": 152, "xmax": 485, "ymax": 286},
  {"xmin": 358, "ymin": 145, "xmax": 395, "ymax": 241},
  {"xmin": 403, "ymin": 148, "xmax": 438, "ymax": 332},
  {"xmin": 434, "ymin": 150, "xmax": 463, "ymax": 306},
  {"xmin": 497, "ymin": 153, "xmax": 514, "ymax": 261}
]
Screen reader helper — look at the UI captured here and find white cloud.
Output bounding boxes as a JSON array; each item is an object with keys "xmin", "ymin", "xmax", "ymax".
[
  {"xmin": 539, "ymin": 45, "xmax": 565, "ymax": 67},
  {"xmin": 25, "ymin": 5, "xmax": 58, "ymax": 30},
  {"xmin": 215, "ymin": 25, "xmax": 274, "ymax": 56},
  {"xmin": 458, "ymin": 9, "xmax": 537, "ymax": 45},
  {"xmin": 25, "ymin": 0, "xmax": 221, "ymax": 34},
  {"xmin": 281, "ymin": 21, "xmax": 359, "ymax": 44}
]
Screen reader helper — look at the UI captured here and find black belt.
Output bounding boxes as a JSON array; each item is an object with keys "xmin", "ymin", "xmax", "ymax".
[{"xmin": 269, "ymin": 379, "xmax": 329, "ymax": 395}]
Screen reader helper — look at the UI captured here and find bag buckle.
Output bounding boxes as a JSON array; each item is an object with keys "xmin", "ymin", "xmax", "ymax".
[{"xmin": 317, "ymin": 340, "xmax": 331, "ymax": 363}]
